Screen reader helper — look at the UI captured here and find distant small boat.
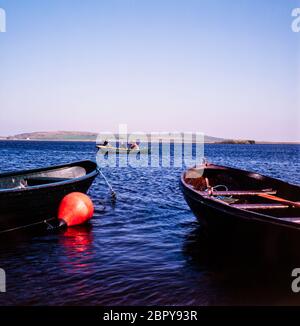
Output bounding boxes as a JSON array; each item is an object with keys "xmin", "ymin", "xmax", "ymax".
[
  {"xmin": 96, "ymin": 145, "xmax": 150, "ymax": 154},
  {"xmin": 0, "ymin": 160, "xmax": 98, "ymax": 234},
  {"xmin": 181, "ymin": 163, "xmax": 300, "ymax": 263}
]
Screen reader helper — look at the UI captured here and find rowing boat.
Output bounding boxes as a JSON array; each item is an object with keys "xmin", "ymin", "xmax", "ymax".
[
  {"xmin": 0, "ymin": 160, "xmax": 98, "ymax": 233},
  {"xmin": 96, "ymin": 145, "xmax": 150, "ymax": 154},
  {"xmin": 181, "ymin": 163, "xmax": 300, "ymax": 263}
]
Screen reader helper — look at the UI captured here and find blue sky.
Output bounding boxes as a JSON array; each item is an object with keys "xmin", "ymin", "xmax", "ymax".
[{"xmin": 0, "ymin": 0, "xmax": 299, "ymax": 141}]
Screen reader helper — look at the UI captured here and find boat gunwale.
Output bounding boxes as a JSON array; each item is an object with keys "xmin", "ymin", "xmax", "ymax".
[{"xmin": 0, "ymin": 160, "xmax": 99, "ymax": 194}]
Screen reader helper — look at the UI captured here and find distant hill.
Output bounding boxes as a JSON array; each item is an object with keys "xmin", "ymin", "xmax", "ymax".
[
  {"xmin": 4, "ymin": 131, "xmax": 255, "ymax": 144},
  {"xmin": 6, "ymin": 131, "xmax": 98, "ymax": 141}
]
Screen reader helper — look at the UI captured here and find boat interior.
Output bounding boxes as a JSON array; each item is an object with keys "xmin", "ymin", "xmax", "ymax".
[
  {"xmin": 0, "ymin": 166, "xmax": 87, "ymax": 190},
  {"xmin": 184, "ymin": 166, "xmax": 300, "ymax": 221}
]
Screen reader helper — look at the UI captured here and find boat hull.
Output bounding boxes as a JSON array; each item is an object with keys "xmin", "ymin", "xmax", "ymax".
[
  {"xmin": 181, "ymin": 164, "xmax": 300, "ymax": 266},
  {"xmin": 0, "ymin": 161, "xmax": 98, "ymax": 233}
]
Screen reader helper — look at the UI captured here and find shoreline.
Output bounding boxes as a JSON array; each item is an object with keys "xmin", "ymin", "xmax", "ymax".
[{"xmin": 0, "ymin": 139, "xmax": 299, "ymax": 145}]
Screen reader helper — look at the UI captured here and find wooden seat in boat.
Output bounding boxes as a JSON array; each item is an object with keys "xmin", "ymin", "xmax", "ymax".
[
  {"xmin": 198, "ymin": 190, "xmax": 277, "ymax": 196},
  {"xmin": 231, "ymin": 203, "xmax": 293, "ymax": 210}
]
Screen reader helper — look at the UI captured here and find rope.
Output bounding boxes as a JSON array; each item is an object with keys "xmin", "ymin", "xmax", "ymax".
[
  {"xmin": 205, "ymin": 184, "xmax": 232, "ymax": 198},
  {"xmin": 97, "ymin": 168, "xmax": 117, "ymax": 200},
  {"xmin": 0, "ymin": 217, "xmax": 57, "ymax": 235},
  {"xmin": 212, "ymin": 185, "xmax": 229, "ymax": 192}
]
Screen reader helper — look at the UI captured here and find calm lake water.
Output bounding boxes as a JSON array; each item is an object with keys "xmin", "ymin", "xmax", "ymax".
[{"xmin": 0, "ymin": 141, "xmax": 299, "ymax": 305}]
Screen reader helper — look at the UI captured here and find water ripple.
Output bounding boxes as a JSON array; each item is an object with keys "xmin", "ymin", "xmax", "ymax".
[{"xmin": 0, "ymin": 141, "xmax": 299, "ymax": 305}]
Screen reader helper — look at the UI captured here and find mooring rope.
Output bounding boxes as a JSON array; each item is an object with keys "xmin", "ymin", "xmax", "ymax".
[
  {"xmin": 97, "ymin": 168, "xmax": 117, "ymax": 200},
  {"xmin": 0, "ymin": 217, "xmax": 57, "ymax": 235}
]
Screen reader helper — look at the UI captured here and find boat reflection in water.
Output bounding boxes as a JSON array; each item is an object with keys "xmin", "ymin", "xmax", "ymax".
[{"xmin": 183, "ymin": 224, "xmax": 300, "ymax": 305}]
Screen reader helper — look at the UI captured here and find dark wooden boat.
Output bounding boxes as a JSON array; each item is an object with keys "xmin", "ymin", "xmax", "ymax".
[
  {"xmin": 181, "ymin": 163, "xmax": 300, "ymax": 264},
  {"xmin": 0, "ymin": 160, "xmax": 98, "ymax": 233}
]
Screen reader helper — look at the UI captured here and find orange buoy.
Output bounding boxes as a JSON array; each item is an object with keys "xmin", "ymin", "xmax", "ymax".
[{"xmin": 58, "ymin": 192, "xmax": 94, "ymax": 227}]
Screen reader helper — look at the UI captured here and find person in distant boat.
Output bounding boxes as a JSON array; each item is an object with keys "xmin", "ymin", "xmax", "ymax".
[
  {"xmin": 101, "ymin": 139, "xmax": 109, "ymax": 147},
  {"xmin": 128, "ymin": 141, "xmax": 140, "ymax": 150}
]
